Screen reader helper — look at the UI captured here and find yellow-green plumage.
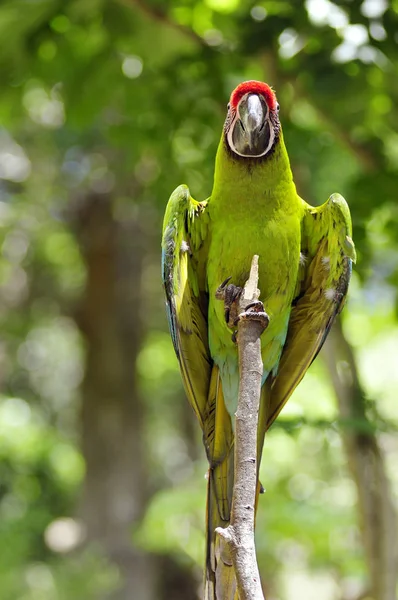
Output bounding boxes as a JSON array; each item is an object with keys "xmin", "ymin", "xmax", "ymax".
[{"xmin": 162, "ymin": 81, "xmax": 355, "ymax": 600}]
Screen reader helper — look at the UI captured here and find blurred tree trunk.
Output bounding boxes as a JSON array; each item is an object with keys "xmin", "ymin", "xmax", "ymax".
[
  {"xmin": 324, "ymin": 320, "xmax": 398, "ymax": 600},
  {"xmin": 73, "ymin": 193, "xmax": 198, "ymax": 600},
  {"xmin": 74, "ymin": 193, "xmax": 156, "ymax": 599}
]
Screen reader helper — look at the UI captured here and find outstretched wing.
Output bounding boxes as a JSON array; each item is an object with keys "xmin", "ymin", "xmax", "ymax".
[
  {"xmin": 162, "ymin": 184, "xmax": 211, "ymax": 428},
  {"xmin": 266, "ymin": 193, "xmax": 356, "ymax": 428}
]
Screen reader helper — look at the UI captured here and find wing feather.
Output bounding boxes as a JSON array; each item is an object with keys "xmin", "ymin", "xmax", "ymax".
[
  {"xmin": 266, "ymin": 193, "xmax": 356, "ymax": 428},
  {"xmin": 162, "ymin": 185, "xmax": 211, "ymax": 428}
]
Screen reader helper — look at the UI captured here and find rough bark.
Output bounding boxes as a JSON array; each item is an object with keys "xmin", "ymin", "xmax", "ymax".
[
  {"xmin": 323, "ymin": 319, "xmax": 398, "ymax": 600},
  {"xmin": 216, "ymin": 256, "xmax": 266, "ymax": 600}
]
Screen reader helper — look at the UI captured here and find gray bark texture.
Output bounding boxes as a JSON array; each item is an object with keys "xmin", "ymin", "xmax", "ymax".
[
  {"xmin": 324, "ymin": 319, "xmax": 398, "ymax": 600},
  {"xmin": 216, "ymin": 256, "xmax": 265, "ymax": 600}
]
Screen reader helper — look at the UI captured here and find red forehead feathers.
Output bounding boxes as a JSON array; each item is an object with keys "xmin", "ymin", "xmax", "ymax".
[{"xmin": 230, "ymin": 81, "xmax": 277, "ymax": 111}]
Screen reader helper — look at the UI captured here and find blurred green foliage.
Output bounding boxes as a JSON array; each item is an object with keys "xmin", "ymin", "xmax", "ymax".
[{"xmin": 0, "ymin": 0, "xmax": 398, "ymax": 598}]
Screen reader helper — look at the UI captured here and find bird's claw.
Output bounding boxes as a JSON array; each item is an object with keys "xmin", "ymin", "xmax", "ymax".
[
  {"xmin": 215, "ymin": 278, "xmax": 243, "ymax": 328},
  {"xmin": 236, "ymin": 300, "xmax": 269, "ymax": 331},
  {"xmin": 217, "ymin": 276, "xmax": 232, "ymax": 292}
]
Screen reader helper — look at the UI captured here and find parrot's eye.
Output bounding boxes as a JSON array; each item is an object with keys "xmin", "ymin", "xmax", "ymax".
[
  {"xmin": 276, "ymin": 103, "xmax": 280, "ymax": 112},
  {"xmin": 227, "ymin": 102, "xmax": 231, "ymax": 110}
]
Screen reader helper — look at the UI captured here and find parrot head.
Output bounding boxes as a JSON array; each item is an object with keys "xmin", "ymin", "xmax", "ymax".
[{"xmin": 224, "ymin": 81, "xmax": 280, "ymax": 159}]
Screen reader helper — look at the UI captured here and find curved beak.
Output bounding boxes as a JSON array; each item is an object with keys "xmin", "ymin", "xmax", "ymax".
[
  {"xmin": 231, "ymin": 94, "xmax": 271, "ymax": 156},
  {"xmin": 240, "ymin": 94, "xmax": 266, "ymax": 144}
]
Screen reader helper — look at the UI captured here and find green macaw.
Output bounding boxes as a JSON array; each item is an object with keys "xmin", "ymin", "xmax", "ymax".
[{"xmin": 162, "ymin": 80, "xmax": 355, "ymax": 599}]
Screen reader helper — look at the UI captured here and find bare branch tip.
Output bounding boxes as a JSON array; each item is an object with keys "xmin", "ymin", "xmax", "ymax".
[{"xmin": 215, "ymin": 526, "xmax": 234, "ymax": 543}]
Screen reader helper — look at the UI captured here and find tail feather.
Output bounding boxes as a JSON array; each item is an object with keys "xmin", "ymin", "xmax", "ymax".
[
  {"xmin": 204, "ymin": 372, "xmax": 271, "ymax": 599},
  {"xmin": 205, "ymin": 455, "xmax": 236, "ymax": 600}
]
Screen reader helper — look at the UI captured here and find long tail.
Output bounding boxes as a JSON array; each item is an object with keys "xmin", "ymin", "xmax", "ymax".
[
  {"xmin": 204, "ymin": 378, "xmax": 271, "ymax": 599},
  {"xmin": 204, "ymin": 453, "xmax": 237, "ymax": 600}
]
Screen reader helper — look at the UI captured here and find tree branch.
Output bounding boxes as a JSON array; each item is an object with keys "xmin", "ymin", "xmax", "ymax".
[{"xmin": 216, "ymin": 255, "xmax": 266, "ymax": 600}]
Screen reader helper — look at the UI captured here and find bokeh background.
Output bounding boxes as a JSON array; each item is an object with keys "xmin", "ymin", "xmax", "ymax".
[{"xmin": 1, "ymin": 0, "xmax": 398, "ymax": 599}]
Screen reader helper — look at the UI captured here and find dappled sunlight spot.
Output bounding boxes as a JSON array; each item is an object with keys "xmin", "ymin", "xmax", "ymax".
[
  {"xmin": 357, "ymin": 45, "xmax": 388, "ymax": 67},
  {"xmin": 49, "ymin": 443, "xmax": 85, "ymax": 485},
  {"xmin": 332, "ymin": 22, "xmax": 388, "ymax": 67},
  {"xmin": 24, "ymin": 563, "xmax": 55, "ymax": 592},
  {"xmin": 205, "ymin": 0, "xmax": 239, "ymax": 13},
  {"xmin": 330, "ymin": 22, "xmax": 372, "ymax": 64},
  {"xmin": 332, "ymin": 42, "xmax": 359, "ymax": 64},
  {"xmin": 250, "ymin": 6, "xmax": 267, "ymax": 22},
  {"xmin": 44, "ymin": 518, "xmax": 86, "ymax": 553},
  {"xmin": 23, "ymin": 83, "xmax": 65, "ymax": 128},
  {"xmin": 0, "ymin": 132, "xmax": 31, "ymax": 183},
  {"xmin": 121, "ymin": 55, "xmax": 143, "ymax": 79},
  {"xmin": 321, "ymin": 479, "xmax": 357, "ymax": 508},
  {"xmin": 306, "ymin": 0, "xmax": 348, "ymax": 29},
  {"xmin": 359, "ymin": 329, "xmax": 398, "ymax": 420},
  {"xmin": 278, "ymin": 29, "xmax": 306, "ymax": 60},
  {"xmin": 369, "ymin": 22, "xmax": 387, "ymax": 41},
  {"xmin": 0, "ymin": 396, "xmax": 31, "ymax": 427},
  {"xmin": 281, "ymin": 569, "xmax": 339, "ymax": 600},
  {"xmin": 204, "ymin": 29, "xmax": 224, "ymax": 46},
  {"xmin": 361, "ymin": 0, "xmax": 388, "ymax": 19},
  {"xmin": 343, "ymin": 24, "xmax": 369, "ymax": 46}
]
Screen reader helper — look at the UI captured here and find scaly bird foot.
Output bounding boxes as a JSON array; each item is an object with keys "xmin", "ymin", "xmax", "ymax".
[
  {"xmin": 215, "ymin": 277, "xmax": 243, "ymax": 328},
  {"xmin": 236, "ymin": 300, "xmax": 269, "ymax": 331}
]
